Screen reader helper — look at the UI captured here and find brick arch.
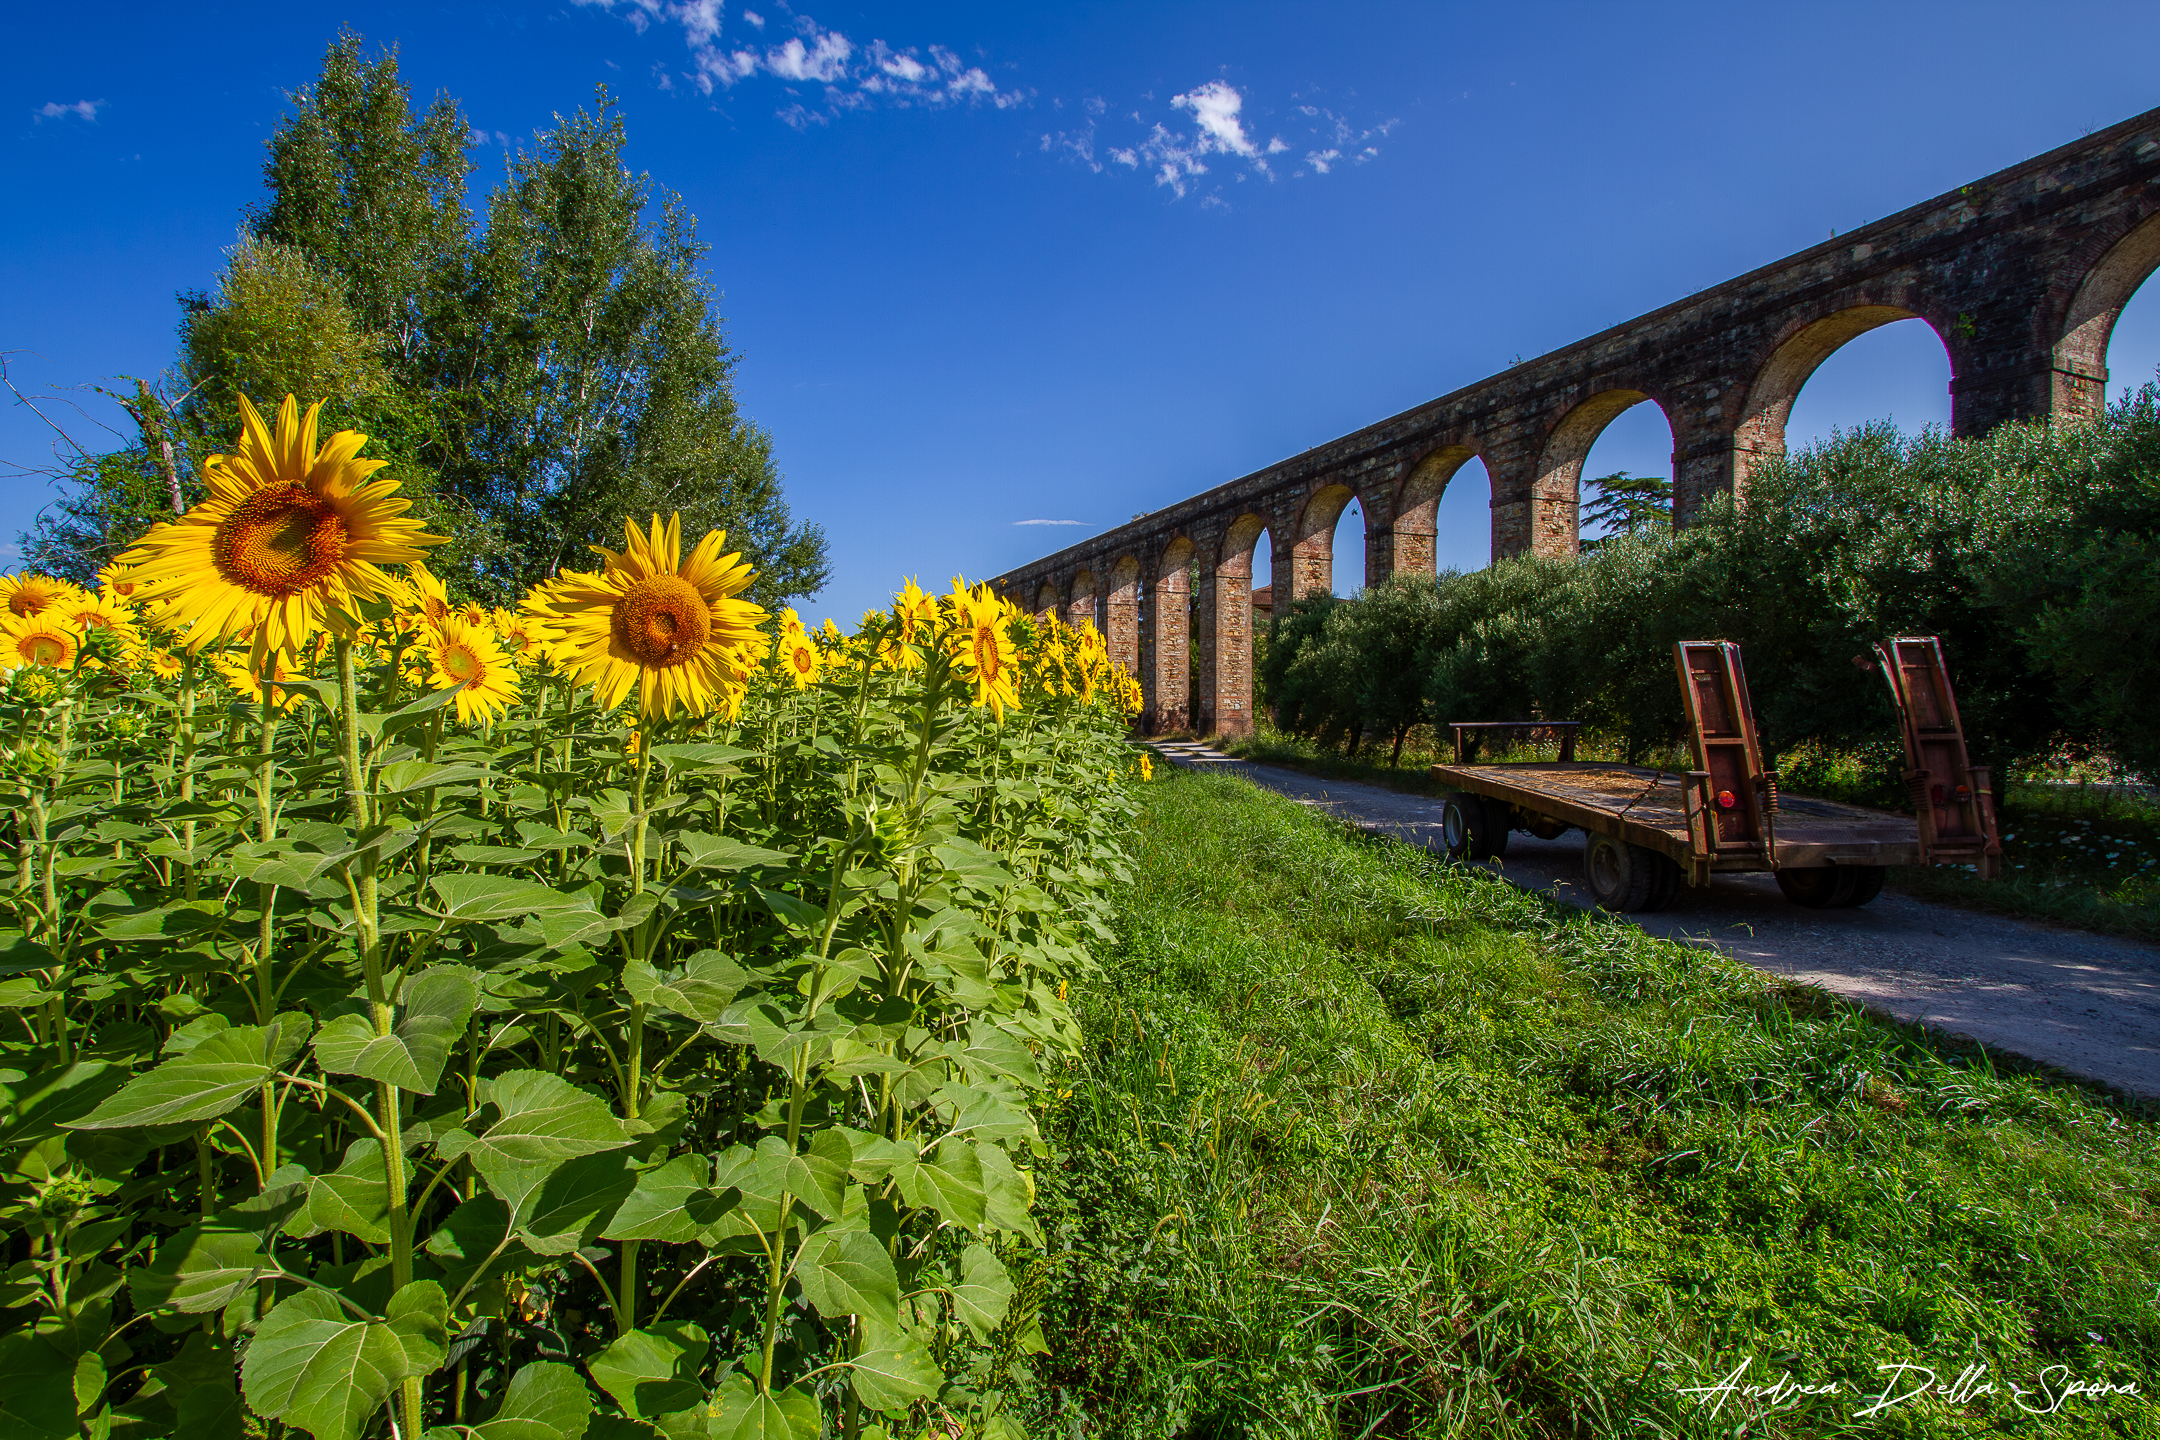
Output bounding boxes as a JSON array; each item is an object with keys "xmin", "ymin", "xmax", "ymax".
[
  {"xmin": 2054, "ymin": 208, "xmax": 2160, "ymax": 420},
  {"xmin": 1286, "ymin": 483, "xmax": 1358, "ymax": 599},
  {"xmin": 1033, "ymin": 579, "xmax": 1061, "ymax": 620},
  {"xmin": 1392, "ymin": 443, "xmax": 1484, "ymax": 578},
  {"xmin": 1532, "ymin": 389, "xmax": 1678, "ymax": 556},
  {"xmin": 1066, "ymin": 568, "xmax": 1098, "ymax": 632},
  {"xmin": 1729, "ymin": 305, "xmax": 1950, "ymax": 502}
]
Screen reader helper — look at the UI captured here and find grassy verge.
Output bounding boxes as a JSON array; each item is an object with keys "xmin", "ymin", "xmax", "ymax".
[
  {"xmin": 1218, "ymin": 724, "xmax": 2160, "ymax": 942},
  {"xmin": 1026, "ymin": 766, "xmax": 2158, "ymax": 1439}
]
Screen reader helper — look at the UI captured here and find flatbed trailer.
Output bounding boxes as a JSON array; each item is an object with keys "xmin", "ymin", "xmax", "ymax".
[{"xmin": 1429, "ymin": 638, "xmax": 2003, "ymax": 912}]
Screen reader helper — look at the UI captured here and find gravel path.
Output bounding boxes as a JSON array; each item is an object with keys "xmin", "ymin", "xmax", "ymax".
[{"xmin": 1150, "ymin": 741, "xmax": 2160, "ymax": 1102}]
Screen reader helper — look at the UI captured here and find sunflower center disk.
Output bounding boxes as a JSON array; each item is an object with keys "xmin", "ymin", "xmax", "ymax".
[
  {"xmin": 212, "ymin": 482, "xmax": 350, "ymax": 598},
  {"xmin": 612, "ymin": 575, "xmax": 711, "ymax": 668},
  {"xmin": 444, "ymin": 646, "xmax": 483, "ymax": 683},
  {"xmin": 973, "ymin": 626, "xmax": 1003, "ymax": 680}
]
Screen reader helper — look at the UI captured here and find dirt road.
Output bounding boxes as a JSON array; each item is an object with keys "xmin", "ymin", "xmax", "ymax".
[{"xmin": 1150, "ymin": 741, "xmax": 2160, "ymax": 1102}]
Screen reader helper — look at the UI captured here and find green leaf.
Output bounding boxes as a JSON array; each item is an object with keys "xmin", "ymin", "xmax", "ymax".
[
  {"xmin": 424, "ymin": 1360, "xmax": 591, "ymax": 1440},
  {"xmin": 484, "ymin": 1151, "xmax": 636, "ymax": 1255},
  {"xmin": 129, "ymin": 1224, "xmax": 280, "ymax": 1314},
  {"xmin": 437, "ymin": 1071, "xmax": 631, "ymax": 1175},
  {"xmin": 175, "ymin": 1377, "xmax": 244, "ymax": 1440},
  {"xmin": 646, "ymin": 743, "xmax": 756, "ymax": 769},
  {"xmin": 378, "ymin": 759, "xmax": 494, "ymax": 794},
  {"xmin": 241, "ymin": 1281, "xmax": 449, "ymax": 1440},
  {"xmin": 792, "ymin": 1226, "xmax": 899, "ymax": 1328},
  {"xmin": 978, "ymin": 1142, "xmax": 1040, "ymax": 1243},
  {"xmin": 67, "ymin": 1016, "xmax": 312, "ymax": 1129},
  {"xmin": 889, "ymin": 1139, "xmax": 987, "ymax": 1230},
  {"xmin": 430, "ymin": 875, "xmax": 590, "ymax": 922},
  {"xmin": 0, "ymin": 1331, "xmax": 78, "ymax": 1439},
  {"xmin": 294, "ymin": 1139, "xmax": 392, "ymax": 1245},
  {"xmin": 674, "ymin": 832, "xmax": 792, "ymax": 872},
  {"xmin": 754, "ymin": 888, "xmax": 822, "ymax": 931},
  {"xmin": 587, "ymin": 1323, "xmax": 707, "ymax": 1420},
  {"xmin": 312, "ymin": 967, "xmax": 478, "ymax": 1094},
  {"xmin": 950, "ymin": 1244, "xmax": 1014, "ymax": 1340},
  {"xmin": 845, "ymin": 1322, "xmax": 941, "ymax": 1409},
  {"xmin": 784, "ymin": 1128, "xmax": 850, "ymax": 1221},
  {"xmin": 622, "ymin": 950, "xmax": 749, "ymax": 1024},
  {"xmin": 601, "ymin": 1154, "xmax": 718, "ymax": 1244},
  {"xmin": 707, "ymin": 1375, "xmax": 819, "ymax": 1440}
]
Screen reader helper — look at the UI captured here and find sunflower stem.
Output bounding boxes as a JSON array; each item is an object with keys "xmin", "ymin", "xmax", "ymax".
[
  {"xmin": 254, "ymin": 675, "xmax": 281, "ymax": 1181},
  {"xmin": 336, "ymin": 638, "xmax": 422, "ymax": 1435}
]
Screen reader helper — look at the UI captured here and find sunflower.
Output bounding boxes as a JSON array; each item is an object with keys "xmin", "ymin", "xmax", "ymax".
[
  {"xmin": 425, "ymin": 617, "xmax": 522, "ymax": 725},
  {"xmin": 51, "ymin": 591, "xmax": 143, "ymax": 652},
  {"xmin": 210, "ymin": 650, "xmax": 306, "ymax": 712},
  {"xmin": 0, "ymin": 613, "xmax": 81, "ymax": 670},
  {"xmin": 946, "ymin": 580, "xmax": 1021, "ymax": 719},
  {"xmin": 550, "ymin": 514, "xmax": 766, "ymax": 719},
  {"xmin": 97, "ymin": 561, "xmax": 148, "ymax": 605},
  {"xmin": 0, "ymin": 573, "xmax": 82, "ymax": 620},
  {"xmin": 778, "ymin": 627, "xmax": 823, "ymax": 689},
  {"xmin": 119, "ymin": 395, "xmax": 444, "ymax": 667},
  {"xmin": 138, "ymin": 647, "xmax": 187, "ymax": 681},
  {"xmin": 402, "ymin": 562, "xmax": 455, "ymax": 632}
]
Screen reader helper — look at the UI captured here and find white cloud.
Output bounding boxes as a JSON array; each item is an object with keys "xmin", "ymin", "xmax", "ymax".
[
  {"xmin": 580, "ymin": 2, "xmax": 1025, "ymax": 115},
  {"xmin": 1014, "ymin": 519, "xmax": 1087, "ymax": 526},
  {"xmin": 35, "ymin": 99, "xmax": 105, "ymax": 123},
  {"xmin": 1173, "ymin": 80, "xmax": 1257, "ymax": 161},
  {"xmin": 767, "ymin": 31, "xmax": 850, "ymax": 82},
  {"xmin": 1041, "ymin": 80, "xmax": 1394, "ymax": 202}
]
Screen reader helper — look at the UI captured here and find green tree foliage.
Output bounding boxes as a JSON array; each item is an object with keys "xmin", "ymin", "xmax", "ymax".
[
  {"xmin": 1263, "ymin": 391, "xmax": 2160, "ymax": 778},
  {"xmin": 20, "ymin": 32, "xmax": 828, "ymax": 609},
  {"xmin": 1579, "ymin": 469, "xmax": 1672, "ymax": 552}
]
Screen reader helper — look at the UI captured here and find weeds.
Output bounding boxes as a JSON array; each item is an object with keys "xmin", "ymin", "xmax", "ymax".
[{"xmin": 1027, "ymin": 768, "xmax": 2158, "ymax": 1438}]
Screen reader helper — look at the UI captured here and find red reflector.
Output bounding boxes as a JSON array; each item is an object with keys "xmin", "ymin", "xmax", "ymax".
[{"xmin": 1716, "ymin": 790, "xmax": 1735, "ymax": 809}]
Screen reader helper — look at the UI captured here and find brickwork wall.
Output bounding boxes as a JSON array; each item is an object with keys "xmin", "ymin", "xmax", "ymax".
[{"xmin": 995, "ymin": 108, "xmax": 2160, "ymax": 736}]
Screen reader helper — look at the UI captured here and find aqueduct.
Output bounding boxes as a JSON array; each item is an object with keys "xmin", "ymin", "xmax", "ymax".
[{"xmin": 991, "ymin": 105, "xmax": 2160, "ymax": 736}]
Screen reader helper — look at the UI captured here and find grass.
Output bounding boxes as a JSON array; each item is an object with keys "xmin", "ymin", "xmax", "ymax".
[
  {"xmin": 1220, "ymin": 723, "xmax": 2160, "ymax": 942},
  {"xmin": 1023, "ymin": 766, "xmax": 2159, "ymax": 1439}
]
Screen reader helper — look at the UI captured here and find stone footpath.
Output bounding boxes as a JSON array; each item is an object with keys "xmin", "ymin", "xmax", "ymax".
[{"xmin": 1150, "ymin": 741, "xmax": 2160, "ymax": 1103}]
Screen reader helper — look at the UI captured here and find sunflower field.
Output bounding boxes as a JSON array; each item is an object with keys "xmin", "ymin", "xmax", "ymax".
[{"xmin": 0, "ymin": 397, "xmax": 1145, "ymax": 1440}]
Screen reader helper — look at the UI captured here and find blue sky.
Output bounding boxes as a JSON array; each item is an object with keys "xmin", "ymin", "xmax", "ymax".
[{"xmin": 7, "ymin": 1, "xmax": 2160, "ymax": 624}]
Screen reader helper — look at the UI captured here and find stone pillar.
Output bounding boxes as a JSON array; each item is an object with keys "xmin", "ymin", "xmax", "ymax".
[
  {"xmin": 1106, "ymin": 568, "xmax": 1140, "ymax": 677},
  {"xmin": 1194, "ymin": 561, "xmax": 1254, "ymax": 739},
  {"xmin": 1141, "ymin": 566, "xmax": 1190, "ymax": 734},
  {"xmin": 1364, "ymin": 490, "xmax": 1395, "ymax": 589},
  {"xmin": 1066, "ymin": 584, "xmax": 1098, "ymax": 634}
]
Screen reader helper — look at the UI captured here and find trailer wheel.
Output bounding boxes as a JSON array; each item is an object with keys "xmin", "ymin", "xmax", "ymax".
[
  {"xmin": 1776, "ymin": 867, "xmax": 1858, "ymax": 908},
  {"xmin": 1646, "ymin": 852, "xmax": 1683, "ymax": 911},
  {"xmin": 1584, "ymin": 832, "xmax": 1659, "ymax": 912},
  {"xmin": 1836, "ymin": 866, "xmax": 1887, "ymax": 908},
  {"xmin": 1441, "ymin": 793, "xmax": 1504, "ymax": 860}
]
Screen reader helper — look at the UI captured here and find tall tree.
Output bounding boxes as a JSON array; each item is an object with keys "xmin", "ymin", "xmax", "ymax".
[
  {"xmin": 250, "ymin": 29, "xmax": 472, "ymax": 374},
  {"xmin": 18, "ymin": 34, "xmax": 827, "ymax": 608},
  {"xmin": 437, "ymin": 90, "xmax": 825, "ymax": 602},
  {"xmin": 1580, "ymin": 470, "xmax": 1673, "ymax": 551}
]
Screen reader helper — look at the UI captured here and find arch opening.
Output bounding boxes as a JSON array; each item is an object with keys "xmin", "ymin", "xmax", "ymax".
[
  {"xmin": 1332, "ymin": 498, "xmax": 1366, "ymax": 596},
  {"xmin": 1033, "ymin": 580, "xmax": 1059, "ymax": 620},
  {"xmin": 1576, "ymin": 400, "xmax": 1676, "ymax": 549},
  {"xmin": 1737, "ymin": 308, "xmax": 1951, "ymax": 498},
  {"xmin": 1534, "ymin": 389, "xmax": 1675, "ymax": 556},
  {"xmin": 1288, "ymin": 484, "xmax": 1355, "ymax": 600},
  {"xmin": 1066, "ymin": 570, "xmax": 1097, "ymax": 633},
  {"xmin": 2060, "ymin": 211, "xmax": 2160, "ymax": 415}
]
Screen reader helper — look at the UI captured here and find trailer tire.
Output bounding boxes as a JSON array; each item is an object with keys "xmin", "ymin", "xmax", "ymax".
[
  {"xmin": 1836, "ymin": 865, "xmax": 1887, "ymax": 908},
  {"xmin": 1646, "ymin": 852, "xmax": 1683, "ymax": 911},
  {"xmin": 1584, "ymin": 832, "xmax": 1659, "ymax": 912},
  {"xmin": 1441, "ymin": 793, "xmax": 1504, "ymax": 860},
  {"xmin": 1776, "ymin": 867, "xmax": 1858, "ymax": 908}
]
